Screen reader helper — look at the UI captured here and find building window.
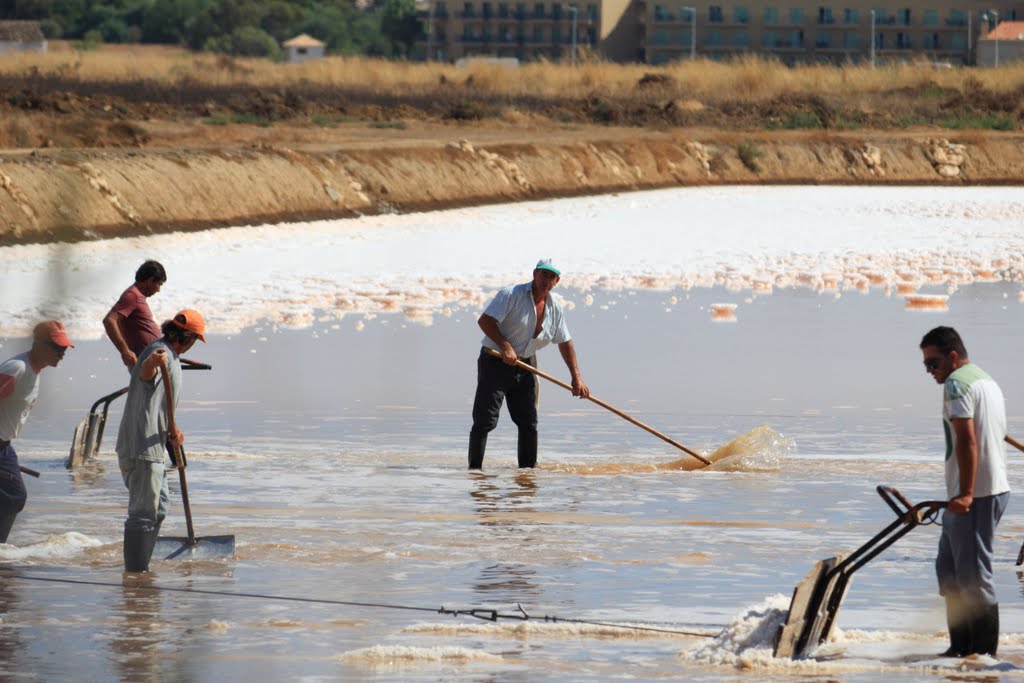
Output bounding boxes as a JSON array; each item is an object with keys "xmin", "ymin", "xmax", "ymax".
[
  {"xmin": 709, "ymin": 5, "xmax": 724, "ymax": 22},
  {"xmin": 896, "ymin": 31, "xmax": 911, "ymax": 47},
  {"xmin": 498, "ymin": 2, "xmax": 509, "ymax": 16},
  {"xmin": 652, "ymin": 28, "xmax": 669, "ymax": 44},
  {"xmin": 654, "ymin": 4, "xmax": 668, "ymax": 21},
  {"xmin": 897, "ymin": 8, "xmax": 910, "ymax": 25},
  {"xmin": 533, "ymin": 25, "xmax": 544, "ymax": 40},
  {"xmin": 552, "ymin": 2, "xmax": 562, "ymax": 19},
  {"xmin": 762, "ymin": 29, "xmax": 778, "ymax": 46},
  {"xmin": 788, "ymin": 7, "xmax": 804, "ymax": 24},
  {"xmin": 463, "ymin": 2, "xmax": 474, "ymax": 17},
  {"xmin": 950, "ymin": 32, "xmax": 965, "ymax": 49},
  {"xmin": 791, "ymin": 29, "xmax": 804, "ymax": 45},
  {"xmin": 947, "ymin": 10, "xmax": 965, "ymax": 26},
  {"xmin": 534, "ymin": 2, "xmax": 544, "ymax": 18},
  {"xmin": 764, "ymin": 7, "xmax": 779, "ymax": 23},
  {"xmin": 818, "ymin": 7, "xmax": 833, "ymax": 24},
  {"xmin": 873, "ymin": 8, "xmax": 887, "ymax": 24},
  {"xmin": 735, "ymin": 6, "xmax": 749, "ymax": 23},
  {"xmin": 734, "ymin": 29, "xmax": 749, "ymax": 45},
  {"xmin": 842, "ymin": 7, "xmax": 857, "ymax": 23},
  {"xmin": 587, "ymin": 3, "xmax": 598, "ymax": 21},
  {"xmin": 708, "ymin": 28, "xmax": 722, "ymax": 44},
  {"xmin": 922, "ymin": 9, "xmax": 938, "ymax": 25},
  {"xmin": 515, "ymin": 2, "xmax": 526, "ymax": 17},
  {"xmin": 679, "ymin": 28, "xmax": 692, "ymax": 44},
  {"xmin": 843, "ymin": 30, "xmax": 858, "ymax": 47},
  {"xmin": 922, "ymin": 32, "xmax": 940, "ymax": 48}
]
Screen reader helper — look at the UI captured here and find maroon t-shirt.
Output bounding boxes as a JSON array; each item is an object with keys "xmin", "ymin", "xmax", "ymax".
[{"xmin": 113, "ymin": 284, "xmax": 160, "ymax": 354}]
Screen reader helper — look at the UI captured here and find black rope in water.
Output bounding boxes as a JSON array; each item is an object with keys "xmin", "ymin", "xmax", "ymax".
[{"xmin": 6, "ymin": 571, "xmax": 715, "ymax": 638}]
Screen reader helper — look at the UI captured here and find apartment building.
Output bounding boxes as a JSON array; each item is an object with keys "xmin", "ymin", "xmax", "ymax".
[
  {"xmin": 416, "ymin": 0, "xmax": 639, "ymax": 62},
  {"xmin": 416, "ymin": 0, "xmax": 1024, "ymax": 63}
]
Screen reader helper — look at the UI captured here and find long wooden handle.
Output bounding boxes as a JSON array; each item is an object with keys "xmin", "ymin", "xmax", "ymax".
[
  {"xmin": 1006, "ymin": 435, "xmax": 1024, "ymax": 454},
  {"xmin": 483, "ymin": 348, "xmax": 711, "ymax": 466},
  {"xmin": 18, "ymin": 465, "xmax": 40, "ymax": 478},
  {"xmin": 159, "ymin": 362, "xmax": 196, "ymax": 544}
]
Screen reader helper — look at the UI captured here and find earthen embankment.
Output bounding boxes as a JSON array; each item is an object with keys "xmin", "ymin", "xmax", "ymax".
[{"xmin": 2, "ymin": 132, "xmax": 1022, "ymax": 246}]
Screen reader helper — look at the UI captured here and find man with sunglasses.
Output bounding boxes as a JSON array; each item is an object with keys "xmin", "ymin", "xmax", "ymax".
[
  {"xmin": 468, "ymin": 259, "xmax": 589, "ymax": 470},
  {"xmin": 117, "ymin": 309, "xmax": 205, "ymax": 572},
  {"xmin": 0, "ymin": 321, "xmax": 75, "ymax": 543},
  {"xmin": 920, "ymin": 326, "xmax": 1009, "ymax": 658},
  {"xmin": 103, "ymin": 260, "xmax": 166, "ymax": 370}
]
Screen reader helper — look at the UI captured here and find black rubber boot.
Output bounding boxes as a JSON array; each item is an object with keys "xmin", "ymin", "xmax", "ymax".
[
  {"xmin": 0, "ymin": 512, "xmax": 17, "ymax": 544},
  {"xmin": 123, "ymin": 526, "xmax": 159, "ymax": 573},
  {"xmin": 517, "ymin": 429, "xmax": 537, "ymax": 469},
  {"xmin": 468, "ymin": 432, "xmax": 487, "ymax": 470},
  {"xmin": 941, "ymin": 596, "xmax": 973, "ymax": 657},
  {"xmin": 973, "ymin": 603, "xmax": 1000, "ymax": 657}
]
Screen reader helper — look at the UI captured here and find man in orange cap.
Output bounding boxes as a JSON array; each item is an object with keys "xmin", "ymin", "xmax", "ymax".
[
  {"xmin": 116, "ymin": 309, "xmax": 205, "ymax": 572},
  {"xmin": 0, "ymin": 321, "xmax": 74, "ymax": 543}
]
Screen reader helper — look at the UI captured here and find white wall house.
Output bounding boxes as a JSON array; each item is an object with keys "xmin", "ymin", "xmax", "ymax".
[
  {"xmin": 283, "ymin": 34, "xmax": 325, "ymax": 63},
  {"xmin": 977, "ymin": 21, "xmax": 1024, "ymax": 66},
  {"xmin": 0, "ymin": 21, "xmax": 47, "ymax": 55}
]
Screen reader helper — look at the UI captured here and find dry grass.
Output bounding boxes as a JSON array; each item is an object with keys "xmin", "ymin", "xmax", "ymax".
[{"xmin": 3, "ymin": 45, "xmax": 1024, "ymax": 103}]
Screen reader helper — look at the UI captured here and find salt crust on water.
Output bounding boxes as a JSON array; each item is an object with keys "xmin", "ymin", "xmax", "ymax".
[
  {"xmin": 683, "ymin": 595, "xmax": 1023, "ymax": 675},
  {"xmin": 1, "ymin": 187, "xmax": 1022, "ymax": 338},
  {"xmin": 401, "ymin": 621, "xmax": 702, "ymax": 639},
  {"xmin": 0, "ymin": 532, "xmax": 102, "ymax": 562},
  {"xmin": 339, "ymin": 644, "xmax": 505, "ymax": 665}
]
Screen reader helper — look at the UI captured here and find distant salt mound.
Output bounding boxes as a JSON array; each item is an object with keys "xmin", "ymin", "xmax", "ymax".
[
  {"xmin": 339, "ymin": 644, "xmax": 505, "ymax": 666},
  {"xmin": 0, "ymin": 532, "xmax": 103, "ymax": 562}
]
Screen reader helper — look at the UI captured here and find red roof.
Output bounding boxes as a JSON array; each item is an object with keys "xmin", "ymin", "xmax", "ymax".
[{"xmin": 985, "ymin": 21, "xmax": 1024, "ymax": 40}]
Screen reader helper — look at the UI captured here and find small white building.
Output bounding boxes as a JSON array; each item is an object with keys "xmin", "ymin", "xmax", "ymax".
[
  {"xmin": 0, "ymin": 21, "xmax": 47, "ymax": 55},
  {"xmin": 282, "ymin": 34, "xmax": 325, "ymax": 63}
]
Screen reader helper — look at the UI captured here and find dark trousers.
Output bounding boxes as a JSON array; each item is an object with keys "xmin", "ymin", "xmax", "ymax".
[
  {"xmin": 469, "ymin": 349, "xmax": 538, "ymax": 469},
  {"xmin": 0, "ymin": 443, "xmax": 27, "ymax": 544}
]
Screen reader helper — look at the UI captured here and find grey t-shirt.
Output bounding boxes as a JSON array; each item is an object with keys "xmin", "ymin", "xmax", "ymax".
[{"xmin": 115, "ymin": 340, "xmax": 181, "ymax": 463}]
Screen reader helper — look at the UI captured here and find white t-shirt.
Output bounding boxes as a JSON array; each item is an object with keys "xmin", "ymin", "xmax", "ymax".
[
  {"xmin": 480, "ymin": 282, "xmax": 572, "ymax": 357},
  {"xmin": 943, "ymin": 363, "xmax": 1010, "ymax": 499},
  {"xmin": 0, "ymin": 352, "xmax": 41, "ymax": 442}
]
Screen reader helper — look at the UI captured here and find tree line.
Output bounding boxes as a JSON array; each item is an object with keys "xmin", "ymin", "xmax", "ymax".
[{"xmin": 0, "ymin": 0, "xmax": 422, "ymax": 58}]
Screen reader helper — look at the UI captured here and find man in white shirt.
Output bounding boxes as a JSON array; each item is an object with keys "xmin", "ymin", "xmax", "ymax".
[
  {"xmin": 0, "ymin": 321, "xmax": 75, "ymax": 543},
  {"xmin": 469, "ymin": 259, "xmax": 589, "ymax": 470},
  {"xmin": 921, "ymin": 326, "xmax": 1010, "ymax": 657}
]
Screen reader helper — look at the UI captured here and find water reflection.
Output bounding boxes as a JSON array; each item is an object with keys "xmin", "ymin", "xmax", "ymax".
[
  {"xmin": 111, "ymin": 576, "xmax": 168, "ymax": 683},
  {"xmin": 0, "ymin": 574, "xmax": 24, "ymax": 672}
]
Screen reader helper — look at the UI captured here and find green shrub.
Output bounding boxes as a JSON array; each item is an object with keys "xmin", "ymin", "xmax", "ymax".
[{"xmin": 738, "ymin": 141, "xmax": 764, "ymax": 173}]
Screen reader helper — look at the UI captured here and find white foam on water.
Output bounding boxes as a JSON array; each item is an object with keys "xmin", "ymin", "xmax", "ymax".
[
  {"xmin": 683, "ymin": 597, "xmax": 1024, "ymax": 675},
  {"xmin": 0, "ymin": 532, "xmax": 103, "ymax": 562},
  {"xmin": 339, "ymin": 644, "xmax": 506, "ymax": 666},
  {"xmin": 2, "ymin": 187, "xmax": 1022, "ymax": 337}
]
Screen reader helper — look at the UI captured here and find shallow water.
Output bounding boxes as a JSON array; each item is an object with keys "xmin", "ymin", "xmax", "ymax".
[{"xmin": 3, "ymin": 186, "xmax": 1024, "ymax": 681}]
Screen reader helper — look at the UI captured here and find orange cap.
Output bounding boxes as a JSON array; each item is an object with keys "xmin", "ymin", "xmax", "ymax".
[
  {"xmin": 33, "ymin": 320, "xmax": 74, "ymax": 348},
  {"xmin": 171, "ymin": 309, "xmax": 206, "ymax": 342}
]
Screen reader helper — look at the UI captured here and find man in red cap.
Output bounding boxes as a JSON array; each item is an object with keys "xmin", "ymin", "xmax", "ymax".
[
  {"xmin": 116, "ymin": 309, "xmax": 205, "ymax": 572},
  {"xmin": 0, "ymin": 321, "xmax": 74, "ymax": 543},
  {"xmin": 103, "ymin": 260, "xmax": 166, "ymax": 370}
]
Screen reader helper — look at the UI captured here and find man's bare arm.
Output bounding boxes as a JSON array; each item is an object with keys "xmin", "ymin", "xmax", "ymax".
[{"xmin": 103, "ymin": 309, "xmax": 136, "ymax": 368}]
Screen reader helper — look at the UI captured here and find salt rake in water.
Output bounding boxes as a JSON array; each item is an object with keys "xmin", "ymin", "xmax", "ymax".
[
  {"xmin": 151, "ymin": 363, "xmax": 235, "ymax": 561},
  {"xmin": 773, "ymin": 486, "xmax": 945, "ymax": 659},
  {"xmin": 483, "ymin": 348, "xmax": 711, "ymax": 466}
]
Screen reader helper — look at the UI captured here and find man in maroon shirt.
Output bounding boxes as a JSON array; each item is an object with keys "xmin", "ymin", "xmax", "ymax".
[{"xmin": 103, "ymin": 260, "xmax": 166, "ymax": 369}]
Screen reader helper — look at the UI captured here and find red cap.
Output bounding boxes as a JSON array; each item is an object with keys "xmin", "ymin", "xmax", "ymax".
[
  {"xmin": 172, "ymin": 309, "xmax": 206, "ymax": 342},
  {"xmin": 33, "ymin": 320, "xmax": 74, "ymax": 348}
]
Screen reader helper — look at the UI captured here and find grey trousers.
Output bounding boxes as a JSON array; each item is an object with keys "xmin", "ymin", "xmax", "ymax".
[
  {"xmin": 119, "ymin": 458, "xmax": 170, "ymax": 531},
  {"xmin": 936, "ymin": 492, "xmax": 1009, "ymax": 607}
]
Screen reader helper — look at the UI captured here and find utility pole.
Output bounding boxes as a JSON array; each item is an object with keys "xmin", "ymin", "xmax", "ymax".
[
  {"xmin": 682, "ymin": 6, "xmax": 696, "ymax": 59},
  {"xmin": 869, "ymin": 9, "xmax": 875, "ymax": 67},
  {"xmin": 570, "ymin": 5, "xmax": 578, "ymax": 66}
]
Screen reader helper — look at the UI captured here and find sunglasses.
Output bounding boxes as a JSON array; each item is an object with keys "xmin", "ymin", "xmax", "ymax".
[{"xmin": 923, "ymin": 357, "xmax": 943, "ymax": 371}]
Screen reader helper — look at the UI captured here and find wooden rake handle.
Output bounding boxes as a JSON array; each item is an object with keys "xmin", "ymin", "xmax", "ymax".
[
  {"xmin": 483, "ymin": 347, "xmax": 711, "ymax": 466},
  {"xmin": 159, "ymin": 361, "xmax": 197, "ymax": 544}
]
